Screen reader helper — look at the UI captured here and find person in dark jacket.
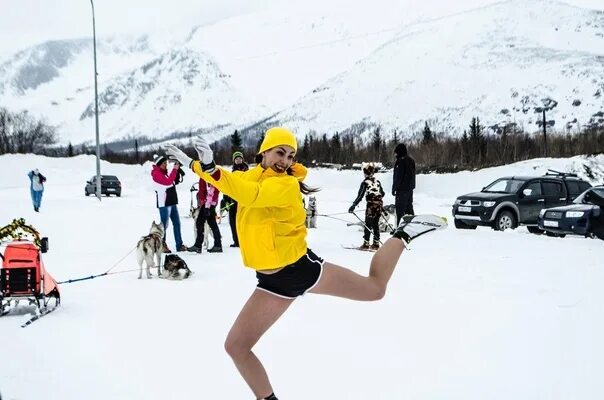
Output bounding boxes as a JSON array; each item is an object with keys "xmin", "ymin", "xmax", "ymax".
[
  {"xmin": 392, "ymin": 143, "xmax": 416, "ymax": 224},
  {"xmin": 221, "ymin": 151, "xmax": 249, "ymax": 247},
  {"xmin": 151, "ymin": 154, "xmax": 187, "ymax": 253},
  {"xmin": 348, "ymin": 162, "xmax": 385, "ymax": 250}
]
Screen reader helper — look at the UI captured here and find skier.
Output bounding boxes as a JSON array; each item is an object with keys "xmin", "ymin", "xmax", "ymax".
[
  {"xmin": 165, "ymin": 127, "xmax": 447, "ymax": 400},
  {"xmin": 27, "ymin": 168, "xmax": 46, "ymax": 212},
  {"xmin": 348, "ymin": 162, "xmax": 385, "ymax": 250}
]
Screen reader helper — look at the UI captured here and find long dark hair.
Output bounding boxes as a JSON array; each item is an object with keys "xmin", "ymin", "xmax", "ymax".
[{"xmin": 255, "ymin": 154, "xmax": 320, "ymax": 195}]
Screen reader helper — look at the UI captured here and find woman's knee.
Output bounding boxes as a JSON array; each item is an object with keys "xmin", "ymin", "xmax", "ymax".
[
  {"xmin": 365, "ymin": 278, "xmax": 386, "ymax": 301},
  {"xmin": 224, "ymin": 335, "xmax": 251, "ymax": 360}
]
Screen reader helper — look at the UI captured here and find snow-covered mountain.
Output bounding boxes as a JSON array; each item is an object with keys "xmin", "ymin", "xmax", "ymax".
[
  {"xmin": 0, "ymin": 0, "xmax": 602, "ymax": 146},
  {"xmin": 266, "ymin": 0, "xmax": 604, "ymax": 139}
]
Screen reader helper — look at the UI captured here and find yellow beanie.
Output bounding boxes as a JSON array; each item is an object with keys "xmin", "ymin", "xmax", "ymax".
[{"xmin": 258, "ymin": 127, "xmax": 297, "ymax": 154}]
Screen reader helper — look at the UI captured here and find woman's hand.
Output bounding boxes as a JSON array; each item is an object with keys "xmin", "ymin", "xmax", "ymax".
[
  {"xmin": 193, "ymin": 136, "xmax": 216, "ymax": 172},
  {"xmin": 165, "ymin": 144, "xmax": 193, "ymax": 167}
]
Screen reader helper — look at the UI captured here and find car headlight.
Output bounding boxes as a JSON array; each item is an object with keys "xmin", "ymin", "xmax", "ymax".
[
  {"xmin": 455, "ymin": 199, "xmax": 462, "ymax": 205},
  {"xmin": 566, "ymin": 211, "xmax": 584, "ymax": 218},
  {"xmin": 483, "ymin": 201, "xmax": 496, "ymax": 207},
  {"xmin": 539, "ymin": 209, "xmax": 546, "ymax": 217}
]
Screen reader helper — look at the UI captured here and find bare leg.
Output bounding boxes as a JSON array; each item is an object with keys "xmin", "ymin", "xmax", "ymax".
[
  {"xmin": 309, "ymin": 237, "xmax": 406, "ymax": 300},
  {"xmin": 225, "ymin": 289, "xmax": 294, "ymax": 398}
]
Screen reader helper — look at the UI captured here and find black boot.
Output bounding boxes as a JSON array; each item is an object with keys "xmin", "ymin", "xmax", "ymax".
[{"xmin": 208, "ymin": 245, "xmax": 222, "ymax": 253}]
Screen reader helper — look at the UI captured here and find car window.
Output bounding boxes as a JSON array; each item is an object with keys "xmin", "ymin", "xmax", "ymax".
[
  {"xmin": 103, "ymin": 175, "xmax": 119, "ymax": 181},
  {"xmin": 566, "ymin": 181, "xmax": 589, "ymax": 196},
  {"xmin": 523, "ymin": 181, "xmax": 542, "ymax": 196},
  {"xmin": 483, "ymin": 179, "xmax": 525, "ymax": 193},
  {"xmin": 574, "ymin": 187, "xmax": 604, "ymax": 204},
  {"xmin": 542, "ymin": 181, "xmax": 563, "ymax": 196}
]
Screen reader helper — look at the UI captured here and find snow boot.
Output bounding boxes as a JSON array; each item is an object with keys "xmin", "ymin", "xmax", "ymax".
[
  {"xmin": 359, "ymin": 240, "xmax": 370, "ymax": 250},
  {"xmin": 370, "ymin": 241, "xmax": 380, "ymax": 250},
  {"xmin": 161, "ymin": 241, "xmax": 172, "ymax": 254},
  {"xmin": 392, "ymin": 214, "xmax": 447, "ymax": 246},
  {"xmin": 208, "ymin": 245, "xmax": 223, "ymax": 253},
  {"xmin": 188, "ymin": 245, "xmax": 202, "ymax": 253}
]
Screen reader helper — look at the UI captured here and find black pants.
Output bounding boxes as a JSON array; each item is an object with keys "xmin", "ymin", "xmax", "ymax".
[
  {"xmin": 395, "ymin": 190, "xmax": 415, "ymax": 225},
  {"xmin": 194, "ymin": 205, "xmax": 221, "ymax": 247},
  {"xmin": 228, "ymin": 203, "xmax": 239, "ymax": 245}
]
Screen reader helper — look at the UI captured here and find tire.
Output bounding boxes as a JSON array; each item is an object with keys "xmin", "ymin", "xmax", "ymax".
[
  {"xmin": 116, "ymin": 192, "xmax": 121, "ymax": 197},
  {"xmin": 494, "ymin": 210, "xmax": 517, "ymax": 231},
  {"xmin": 527, "ymin": 226, "xmax": 543, "ymax": 234},
  {"xmin": 454, "ymin": 219, "xmax": 477, "ymax": 230},
  {"xmin": 85, "ymin": 189, "xmax": 89, "ymax": 196}
]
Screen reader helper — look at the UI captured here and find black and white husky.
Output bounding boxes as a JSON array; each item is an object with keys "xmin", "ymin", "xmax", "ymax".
[
  {"xmin": 136, "ymin": 221, "xmax": 164, "ymax": 279},
  {"xmin": 163, "ymin": 254, "xmax": 192, "ymax": 279},
  {"xmin": 305, "ymin": 196, "xmax": 317, "ymax": 228}
]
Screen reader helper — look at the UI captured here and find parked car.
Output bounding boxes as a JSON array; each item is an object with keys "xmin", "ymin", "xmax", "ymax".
[
  {"xmin": 538, "ymin": 186, "xmax": 604, "ymax": 237},
  {"xmin": 452, "ymin": 171, "xmax": 591, "ymax": 232},
  {"xmin": 85, "ymin": 175, "xmax": 122, "ymax": 197}
]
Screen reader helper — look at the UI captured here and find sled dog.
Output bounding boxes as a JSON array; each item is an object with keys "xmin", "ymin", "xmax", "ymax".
[
  {"xmin": 136, "ymin": 221, "xmax": 164, "ymax": 279},
  {"xmin": 305, "ymin": 196, "xmax": 317, "ymax": 228},
  {"xmin": 162, "ymin": 254, "xmax": 192, "ymax": 279}
]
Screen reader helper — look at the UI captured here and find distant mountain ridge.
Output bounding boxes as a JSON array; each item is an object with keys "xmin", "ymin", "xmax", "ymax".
[{"xmin": 0, "ymin": 0, "xmax": 602, "ymax": 147}]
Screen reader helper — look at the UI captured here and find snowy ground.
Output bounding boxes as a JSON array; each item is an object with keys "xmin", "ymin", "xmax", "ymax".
[{"xmin": 1, "ymin": 154, "xmax": 603, "ymax": 400}]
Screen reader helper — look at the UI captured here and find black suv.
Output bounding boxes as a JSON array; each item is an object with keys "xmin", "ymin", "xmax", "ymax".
[
  {"xmin": 538, "ymin": 186, "xmax": 603, "ymax": 237},
  {"xmin": 452, "ymin": 171, "xmax": 591, "ymax": 232},
  {"xmin": 85, "ymin": 175, "xmax": 122, "ymax": 197}
]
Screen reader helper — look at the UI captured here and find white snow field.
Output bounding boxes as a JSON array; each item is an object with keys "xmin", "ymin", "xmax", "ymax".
[{"xmin": 1, "ymin": 153, "xmax": 603, "ymax": 399}]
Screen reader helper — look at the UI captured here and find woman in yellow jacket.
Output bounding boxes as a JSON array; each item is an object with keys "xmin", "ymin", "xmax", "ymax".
[{"xmin": 166, "ymin": 127, "xmax": 446, "ymax": 400}]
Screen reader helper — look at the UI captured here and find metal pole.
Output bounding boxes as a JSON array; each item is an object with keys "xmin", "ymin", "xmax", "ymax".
[
  {"xmin": 542, "ymin": 109, "xmax": 547, "ymax": 158},
  {"xmin": 91, "ymin": 0, "xmax": 101, "ymax": 200}
]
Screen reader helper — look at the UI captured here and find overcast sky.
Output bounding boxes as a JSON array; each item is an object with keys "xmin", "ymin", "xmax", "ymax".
[
  {"xmin": 0, "ymin": 0, "xmax": 273, "ymax": 56},
  {"xmin": 0, "ymin": 0, "xmax": 602, "ymax": 58}
]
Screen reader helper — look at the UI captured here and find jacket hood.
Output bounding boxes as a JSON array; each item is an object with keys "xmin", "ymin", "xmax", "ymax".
[{"xmin": 394, "ymin": 143, "xmax": 407, "ymax": 157}]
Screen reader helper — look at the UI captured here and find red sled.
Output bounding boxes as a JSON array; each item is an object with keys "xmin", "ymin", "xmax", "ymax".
[{"xmin": 1, "ymin": 221, "xmax": 60, "ymax": 317}]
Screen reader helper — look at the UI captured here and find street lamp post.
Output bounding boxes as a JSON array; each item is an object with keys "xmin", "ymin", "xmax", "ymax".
[{"xmin": 90, "ymin": 0, "xmax": 101, "ymax": 200}]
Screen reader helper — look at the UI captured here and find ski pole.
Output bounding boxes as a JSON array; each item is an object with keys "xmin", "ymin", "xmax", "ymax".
[{"xmin": 351, "ymin": 211, "xmax": 383, "ymax": 245}]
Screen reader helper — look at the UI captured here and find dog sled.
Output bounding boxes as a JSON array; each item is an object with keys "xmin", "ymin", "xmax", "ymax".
[{"xmin": 0, "ymin": 219, "xmax": 60, "ymax": 327}]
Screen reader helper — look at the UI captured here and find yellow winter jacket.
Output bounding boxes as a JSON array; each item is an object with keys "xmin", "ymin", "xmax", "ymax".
[{"xmin": 191, "ymin": 162, "xmax": 308, "ymax": 270}]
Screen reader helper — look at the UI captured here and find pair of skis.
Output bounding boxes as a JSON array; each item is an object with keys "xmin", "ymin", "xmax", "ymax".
[{"xmin": 1, "ymin": 305, "xmax": 59, "ymax": 327}]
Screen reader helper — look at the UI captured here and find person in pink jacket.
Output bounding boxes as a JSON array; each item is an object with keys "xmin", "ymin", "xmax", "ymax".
[
  {"xmin": 151, "ymin": 154, "xmax": 187, "ymax": 253},
  {"xmin": 188, "ymin": 178, "xmax": 222, "ymax": 253}
]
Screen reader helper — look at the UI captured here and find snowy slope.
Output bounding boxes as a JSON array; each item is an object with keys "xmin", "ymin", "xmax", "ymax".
[
  {"xmin": 1, "ymin": 153, "xmax": 604, "ymax": 399},
  {"xmin": 268, "ymin": 0, "xmax": 604, "ymax": 139}
]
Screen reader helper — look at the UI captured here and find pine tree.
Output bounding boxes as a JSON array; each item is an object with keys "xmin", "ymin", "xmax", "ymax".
[
  {"xmin": 67, "ymin": 142, "xmax": 74, "ymax": 157},
  {"xmin": 372, "ymin": 126, "xmax": 381, "ymax": 159},
  {"xmin": 231, "ymin": 129, "xmax": 242, "ymax": 153},
  {"xmin": 134, "ymin": 139, "xmax": 139, "ymax": 163},
  {"xmin": 422, "ymin": 122, "xmax": 433, "ymax": 145}
]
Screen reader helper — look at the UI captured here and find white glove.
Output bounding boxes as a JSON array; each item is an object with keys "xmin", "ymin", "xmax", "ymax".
[
  {"xmin": 165, "ymin": 144, "xmax": 193, "ymax": 168},
  {"xmin": 193, "ymin": 136, "xmax": 214, "ymax": 165},
  {"xmin": 192, "ymin": 136, "xmax": 216, "ymax": 172}
]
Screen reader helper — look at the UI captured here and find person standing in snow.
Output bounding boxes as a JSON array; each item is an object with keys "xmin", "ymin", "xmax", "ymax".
[
  {"xmin": 188, "ymin": 179, "xmax": 222, "ymax": 253},
  {"xmin": 348, "ymin": 162, "xmax": 386, "ymax": 250},
  {"xmin": 221, "ymin": 151, "xmax": 249, "ymax": 247},
  {"xmin": 165, "ymin": 127, "xmax": 447, "ymax": 400},
  {"xmin": 27, "ymin": 168, "xmax": 46, "ymax": 212},
  {"xmin": 151, "ymin": 154, "xmax": 187, "ymax": 253},
  {"xmin": 392, "ymin": 143, "xmax": 416, "ymax": 224}
]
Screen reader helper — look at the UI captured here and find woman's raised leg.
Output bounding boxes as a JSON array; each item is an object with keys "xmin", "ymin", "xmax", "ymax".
[
  {"xmin": 309, "ymin": 237, "xmax": 406, "ymax": 300},
  {"xmin": 225, "ymin": 289, "xmax": 294, "ymax": 398}
]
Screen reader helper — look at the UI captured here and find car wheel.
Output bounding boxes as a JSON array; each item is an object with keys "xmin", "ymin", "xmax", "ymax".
[
  {"xmin": 494, "ymin": 210, "xmax": 517, "ymax": 231},
  {"xmin": 85, "ymin": 189, "xmax": 89, "ymax": 196},
  {"xmin": 116, "ymin": 192, "xmax": 121, "ymax": 197},
  {"xmin": 527, "ymin": 226, "xmax": 543, "ymax": 234},
  {"xmin": 454, "ymin": 219, "xmax": 477, "ymax": 230}
]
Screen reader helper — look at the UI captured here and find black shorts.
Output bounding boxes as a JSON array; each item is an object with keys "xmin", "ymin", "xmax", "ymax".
[{"xmin": 256, "ymin": 249, "xmax": 324, "ymax": 299}]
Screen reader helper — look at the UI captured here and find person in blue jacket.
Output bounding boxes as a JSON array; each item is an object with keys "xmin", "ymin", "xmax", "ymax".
[{"xmin": 27, "ymin": 169, "xmax": 46, "ymax": 212}]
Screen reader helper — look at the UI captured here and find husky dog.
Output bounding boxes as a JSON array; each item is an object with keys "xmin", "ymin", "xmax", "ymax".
[
  {"xmin": 162, "ymin": 254, "xmax": 192, "ymax": 279},
  {"xmin": 305, "ymin": 195, "xmax": 317, "ymax": 228},
  {"xmin": 191, "ymin": 207, "xmax": 212, "ymax": 249},
  {"xmin": 136, "ymin": 221, "xmax": 164, "ymax": 279}
]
